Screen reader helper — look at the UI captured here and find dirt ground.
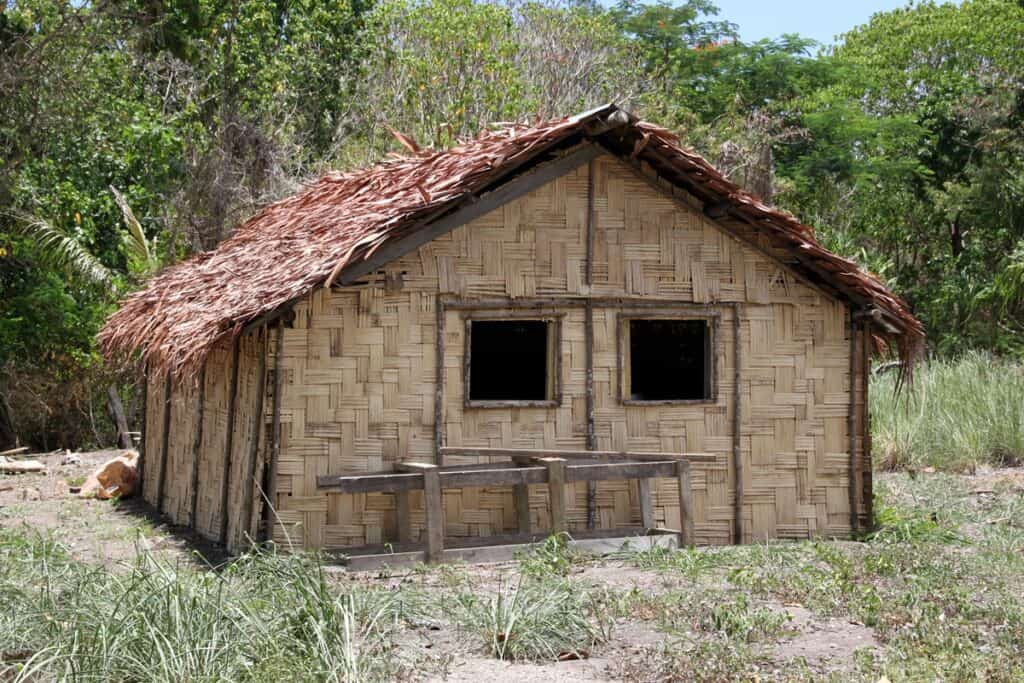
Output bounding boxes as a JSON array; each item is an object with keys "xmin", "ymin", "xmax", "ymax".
[
  {"xmin": 0, "ymin": 449, "xmax": 227, "ymax": 567},
  {"xmin": 0, "ymin": 449, "xmax": 876, "ymax": 680},
  {"xmin": 4, "ymin": 451, "xmax": 1022, "ymax": 681}
]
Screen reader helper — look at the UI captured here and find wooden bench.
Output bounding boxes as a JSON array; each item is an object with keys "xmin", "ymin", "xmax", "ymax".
[{"xmin": 317, "ymin": 447, "xmax": 697, "ymax": 563}]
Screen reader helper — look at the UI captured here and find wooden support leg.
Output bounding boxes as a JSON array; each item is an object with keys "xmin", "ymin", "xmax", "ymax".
[
  {"xmin": 422, "ymin": 467, "xmax": 444, "ymax": 563},
  {"xmin": 638, "ymin": 478, "xmax": 655, "ymax": 530},
  {"xmin": 514, "ymin": 483, "xmax": 531, "ymax": 534},
  {"xmin": 396, "ymin": 490, "xmax": 412, "ymax": 544},
  {"xmin": 542, "ymin": 457, "xmax": 567, "ymax": 534},
  {"xmin": 676, "ymin": 461, "xmax": 695, "ymax": 548}
]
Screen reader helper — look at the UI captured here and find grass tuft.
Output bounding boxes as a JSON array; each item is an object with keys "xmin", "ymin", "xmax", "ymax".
[
  {"xmin": 452, "ymin": 573, "xmax": 610, "ymax": 661},
  {"xmin": 0, "ymin": 531, "xmax": 419, "ymax": 682},
  {"xmin": 872, "ymin": 352, "xmax": 1024, "ymax": 472}
]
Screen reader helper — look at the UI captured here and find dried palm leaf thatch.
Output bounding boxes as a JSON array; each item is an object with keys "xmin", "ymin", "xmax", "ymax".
[{"xmin": 99, "ymin": 104, "xmax": 923, "ymax": 380}]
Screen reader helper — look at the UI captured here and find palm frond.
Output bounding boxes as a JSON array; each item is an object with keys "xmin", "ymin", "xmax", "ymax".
[
  {"xmin": 9, "ymin": 211, "xmax": 114, "ymax": 289},
  {"xmin": 109, "ymin": 185, "xmax": 152, "ymax": 268}
]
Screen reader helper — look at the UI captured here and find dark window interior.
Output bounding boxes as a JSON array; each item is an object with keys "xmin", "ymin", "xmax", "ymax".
[
  {"xmin": 469, "ymin": 320, "xmax": 550, "ymax": 402},
  {"xmin": 629, "ymin": 319, "xmax": 709, "ymax": 401}
]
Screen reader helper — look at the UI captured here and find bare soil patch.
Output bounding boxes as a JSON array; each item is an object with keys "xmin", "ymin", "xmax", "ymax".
[{"xmin": 0, "ymin": 449, "xmax": 225, "ymax": 566}]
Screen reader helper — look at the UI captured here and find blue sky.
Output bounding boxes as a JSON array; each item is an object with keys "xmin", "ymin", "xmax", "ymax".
[{"xmin": 713, "ymin": 0, "xmax": 913, "ymax": 46}]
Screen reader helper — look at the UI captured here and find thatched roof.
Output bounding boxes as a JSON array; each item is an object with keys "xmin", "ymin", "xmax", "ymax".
[{"xmin": 100, "ymin": 104, "xmax": 923, "ymax": 378}]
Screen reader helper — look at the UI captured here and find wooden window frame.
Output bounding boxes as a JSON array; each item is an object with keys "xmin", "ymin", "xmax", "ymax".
[
  {"xmin": 617, "ymin": 310, "xmax": 720, "ymax": 406},
  {"xmin": 462, "ymin": 311, "xmax": 563, "ymax": 409}
]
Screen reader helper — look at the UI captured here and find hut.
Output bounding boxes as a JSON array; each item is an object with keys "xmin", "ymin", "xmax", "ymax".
[{"xmin": 100, "ymin": 105, "xmax": 923, "ymax": 559}]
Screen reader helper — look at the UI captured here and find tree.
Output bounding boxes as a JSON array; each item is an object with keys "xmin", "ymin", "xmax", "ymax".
[{"xmin": 780, "ymin": 0, "xmax": 1024, "ymax": 354}]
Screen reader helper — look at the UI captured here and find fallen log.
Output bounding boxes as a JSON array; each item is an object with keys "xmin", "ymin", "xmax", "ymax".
[
  {"xmin": 0, "ymin": 446, "xmax": 28, "ymax": 457},
  {"xmin": 0, "ymin": 459, "xmax": 46, "ymax": 474}
]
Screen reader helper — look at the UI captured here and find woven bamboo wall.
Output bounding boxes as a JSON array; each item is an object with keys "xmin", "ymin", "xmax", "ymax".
[
  {"xmin": 223, "ymin": 331, "xmax": 267, "ymax": 551},
  {"xmin": 141, "ymin": 332, "xmax": 269, "ymax": 553},
  {"xmin": 193, "ymin": 341, "xmax": 233, "ymax": 540},
  {"xmin": 142, "ymin": 373, "xmax": 166, "ymax": 506},
  {"xmin": 269, "ymin": 152, "xmax": 868, "ymax": 550},
  {"xmin": 162, "ymin": 377, "xmax": 200, "ymax": 525}
]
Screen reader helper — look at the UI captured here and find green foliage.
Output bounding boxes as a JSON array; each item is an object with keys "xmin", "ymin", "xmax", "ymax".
[
  {"xmin": 515, "ymin": 532, "xmax": 581, "ymax": 578},
  {"xmin": 0, "ymin": 532, "xmax": 421, "ymax": 681},
  {"xmin": 779, "ymin": 0, "xmax": 1024, "ymax": 354},
  {"xmin": 452, "ymin": 575, "xmax": 609, "ymax": 661},
  {"xmin": 871, "ymin": 353, "xmax": 1024, "ymax": 472},
  {"xmin": 4, "ymin": 0, "xmax": 1024, "ymax": 448}
]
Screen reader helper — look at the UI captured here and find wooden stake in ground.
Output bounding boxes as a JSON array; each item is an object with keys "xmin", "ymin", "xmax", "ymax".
[{"xmin": 107, "ymin": 386, "xmax": 132, "ymax": 450}]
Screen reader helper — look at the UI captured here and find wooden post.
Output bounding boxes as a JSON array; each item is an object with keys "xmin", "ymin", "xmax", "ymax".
[
  {"xmin": 219, "ymin": 336, "xmax": 241, "ymax": 545},
  {"xmin": 514, "ymin": 483, "xmax": 531, "ymax": 534},
  {"xmin": 397, "ymin": 462, "xmax": 444, "ymax": 560},
  {"xmin": 138, "ymin": 365, "xmax": 148, "ymax": 485},
  {"xmin": 676, "ymin": 460, "xmax": 695, "ymax": 548},
  {"xmin": 156, "ymin": 374, "xmax": 172, "ymax": 513},
  {"xmin": 584, "ymin": 159, "xmax": 597, "ymax": 529},
  {"xmin": 732, "ymin": 304, "xmax": 744, "ymax": 544},
  {"xmin": 263, "ymin": 319, "xmax": 285, "ymax": 542},
  {"xmin": 847, "ymin": 309, "xmax": 859, "ymax": 536},
  {"xmin": 434, "ymin": 300, "xmax": 445, "ymax": 466},
  {"xmin": 240, "ymin": 328, "xmax": 268, "ymax": 546},
  {"xmin": 422, "ymin": 466, "xmax": 444, "ymax": 563},
  {"xmin": 861, "ymin": 320, "xmax": 874, "ymax": 530},
  {"xmin": 396, "ymin": 491, "xmax": 413, "ymax": 544},
  {"xmin": 189, "ymin": 363, "xmax": 207, "ymax": 528},
  {"xmin": 106, "ymin": 386, "xmax": 132, "ymax": 450},
  {"xmin": 542, "ymin": 457, "xmax": 567, "ymax": 534},
  {"xmin": 638, "ymin": 478, "xmax": 655, "ymax": 530},
  {"xmin": 585, "ymin": 301, "xmax": 597, "ymax": 529}
]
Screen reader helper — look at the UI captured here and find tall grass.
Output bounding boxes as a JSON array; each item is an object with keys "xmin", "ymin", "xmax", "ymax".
[
  {"xmin": 871, "ymin": 352, "xmax": 1024, "ymax": 472},
  {"xmin": 0, "ymin": 529, "xmax": 423, "ymax": 682}
]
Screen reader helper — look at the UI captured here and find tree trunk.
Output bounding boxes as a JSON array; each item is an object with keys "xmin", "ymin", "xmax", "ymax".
[
  {"xmin": 0, "ymin": 387, "xmax": 16, "ymax": 450},
  {"xmin": 106, "ymin": 385, "xmax": 132, "ymax": 449},
  {"xmin": 950, "ymin": 211, "xmax": 964, "ymax": 259}
]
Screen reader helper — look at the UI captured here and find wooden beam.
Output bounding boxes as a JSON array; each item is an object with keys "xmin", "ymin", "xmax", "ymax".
[
  {"xmin": 445, "ymin": 467, "xmax": 547, "ymax": 488},
  {"xmin": 106, "ymin": 386, "xmax": 131, "ymax": 450},
  {"xmin": 337, "ymin": 144, "xmax": 603, "ymax": 285},
  {"xmin": 219, "ymin": 336, "xmax": 241, "ymax": 545},
  {"xmin": 435, "ymin": 300, "xmax": 445, "ymax": 465},
  {"xmin": 320, "ymin": 455, "xmax": 699, "ymax": 495},
  {"xmin": 240, "ymin": 327, "xmax": 268, "ymax": 546},
  {"xmin": 189, "ymin": 362, "xmax": 207, "ymax": 528},
  {"xmin": 440, "ymin": 296, "xmax": 729, "ymax": 311},
  {"xmin": 676, "ymin": 460, "xmax": 695, "ymax": 548},
  {"xmin": 138, "ymin": 364, "xmax": 148, "ymax": 486},
  {"xmin": 862, "ymin": 320, "xmax": 874, "ymax": 531},
  {"xmin": 262, "ymin": 319, "xmax": 285, "ymax": 542},
  {"xmin": 155, "ymin": 373, "xmax": 172, "ymax": 513},
  {"xmin": 422, "ymin": 466, "xmax": 444, "ymax": 563},
  {"xmin": 395, "ymin": 461, "xmax": 435, "ymax": 473},
  {"xmin": 703, "ymin": 200, "xmax": 732, "ymax": 219},
  {"xmin": 732, "ymin": 304, "xmax": 744, "ymax": 544},
  {"xmin": 848, "ymin": 309, "xmax": 859, "ymax": 536},
  {"xmin": 584, "ymin": 299, "xmax": 597, "ymax": 529},
  {"xmin": 566, "ymin": 460, "xmax": 679, "ymax": 482},
  {"xmin": 543, "ymin": 457, "xmax": 567, "ymax": 534},
  {"xmin": 638, "ymin": 478, "xmax": 655, "ymax": 530},
  {"xmin": 318, "ymin": 471, "xmax": 424, "ymax": 494},
  {"xmin": 440, "ymin": 446, "xmax": 715, "ymax": 463}
]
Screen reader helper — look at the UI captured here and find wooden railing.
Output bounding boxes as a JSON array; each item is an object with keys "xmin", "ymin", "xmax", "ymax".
[{"xmin": 317, "ymin": 447, "xmax": 698, "ymax": 563}]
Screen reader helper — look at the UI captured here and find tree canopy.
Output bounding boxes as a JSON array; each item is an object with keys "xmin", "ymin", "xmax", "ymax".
[{"xmin": 2, "ymin": 0, "xmax": 1023, "ymax": 448}]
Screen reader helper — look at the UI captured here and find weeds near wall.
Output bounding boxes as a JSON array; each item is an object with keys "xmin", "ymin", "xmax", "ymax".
[{"xmin": 872, "ymin": 352, "xmax": 1024, "ymax": 471}]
